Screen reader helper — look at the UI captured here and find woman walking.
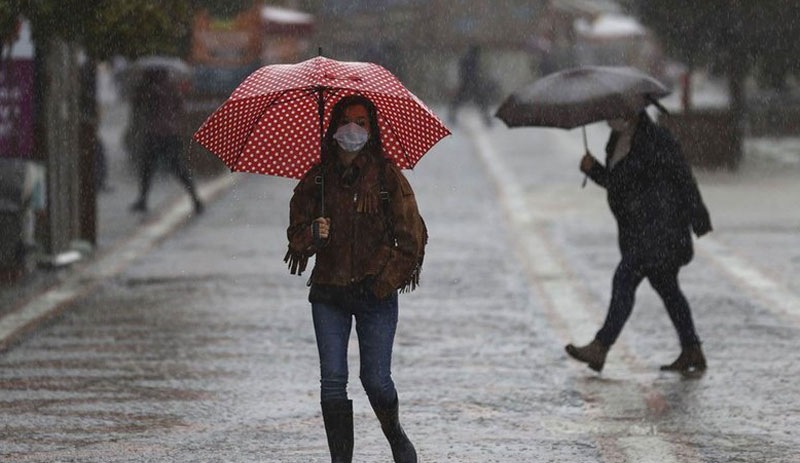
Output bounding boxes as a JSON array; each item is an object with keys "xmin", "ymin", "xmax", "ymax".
[
  {"xmin": 285, "ymin": 95, "xmax": 426, "ymax": 462},
  {"xmin": 129, "ymin": 68, "xmax": 203, "ymax": 214},
  {"xmin": 566, "ymin": 110, "xmax": 712, "ymax": 374}
]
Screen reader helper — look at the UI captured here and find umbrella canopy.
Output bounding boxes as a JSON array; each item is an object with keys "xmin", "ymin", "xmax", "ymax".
[
  {"xmin": 120, "ymin": 55, "xmax": 192, "ymax": 97},
  {"xmin": 495, "ymin": 65, "xmax": 670, "ymax": 129},
  {"xmin": 193, "ymin": 56, "xmax": 450, "ymax": 179},
  {"xmin": 131, "ymin": 55, "xmax": 192, "ymax": 77}
]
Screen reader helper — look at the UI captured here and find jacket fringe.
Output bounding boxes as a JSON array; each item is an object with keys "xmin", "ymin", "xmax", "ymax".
[
  {"xmin": 399, "ymin": 264, "xmax": 422, "ymax": 293},
  {"xmin": 399, "ymin": 226, "xmax": 428, "ymax": 293},
  {"xmin": 284, "ymin": 248, "xmax": 309, "ymax": 275},
  {"xmin": 356, "ymin": 191, "xmax": 381, "ymax": 214}
]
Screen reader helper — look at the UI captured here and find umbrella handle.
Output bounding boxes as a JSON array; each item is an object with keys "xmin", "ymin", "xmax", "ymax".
[
  {"xmin": 581, "ymin": 125, "xmax": 589, "ymax": 188},
  {"xmin": 312, "ymin": 222, "xmax": 327, "ymax": 248}
]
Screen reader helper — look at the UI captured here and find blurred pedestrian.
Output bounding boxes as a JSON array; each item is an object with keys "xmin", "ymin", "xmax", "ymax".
[
  {"xmin": 448, "ymin": 45, "xmax": 494, "ymax": 126},
  {"xmin": 566, "ymin": 110, "xmax": 712, "ymax": 374},
  {"xmin": 129, "ymin": 68, "xmax": 203, "ymax": 214},
  {"xmin": 285, "ymin": 95, "xmax": 426, "ymax": 463}
]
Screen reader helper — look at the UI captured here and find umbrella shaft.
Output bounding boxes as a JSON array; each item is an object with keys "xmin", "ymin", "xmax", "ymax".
[
  {"xmin": 582, "ymin": 126, "xmax": 588, "ymax": 152},
  {"xmin": 316, "ymin": 87, "xmax": 325, "ymax": 217}
]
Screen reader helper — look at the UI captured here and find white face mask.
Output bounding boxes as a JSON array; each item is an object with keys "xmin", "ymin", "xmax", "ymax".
[{"xmin": 333, "ymin": 122, "xmax": 369, "ymax": 153}]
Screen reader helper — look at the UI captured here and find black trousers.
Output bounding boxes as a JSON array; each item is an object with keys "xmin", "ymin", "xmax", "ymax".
[
  {"xmin": 595, "ymin": 257, "xmax": 701, "ymax": 348},
  {"xmin": 137, "ymin": 134, "xmax": 198, "ymax": 203}
]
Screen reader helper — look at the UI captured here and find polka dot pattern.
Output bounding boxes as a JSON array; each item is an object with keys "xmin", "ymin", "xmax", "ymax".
[{"xmin": 194, "ymin": 56, "xmax": 451, "ymax": 179}]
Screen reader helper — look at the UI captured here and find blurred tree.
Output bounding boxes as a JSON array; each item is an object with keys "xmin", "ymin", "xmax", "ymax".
[
  {"xmin": 636, "ymin": 0, "xmax": 800, "ymax": 166},
  {"xmin": 0, "ymin": 1, "xmax": 22, "ymax": 46},
  {"xmin": 0, "ymin": 0, "xmax": 193, "ymax": 58},
  {"xmin": 637, "ymin": 1, "xmax": 800, "ymax": 102},
  {"xmin": 190, "ymin": 0, "xmax": 253, "ymax": 19}
]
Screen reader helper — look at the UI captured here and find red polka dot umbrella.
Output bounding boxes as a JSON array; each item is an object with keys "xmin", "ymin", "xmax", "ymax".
[{"xmin": 193, "ymin": 56, "xmax": 451, "ymax": 179}]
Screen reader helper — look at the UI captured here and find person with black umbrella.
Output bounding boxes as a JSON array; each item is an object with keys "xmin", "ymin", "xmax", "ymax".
[{"xmin": 565, "ymin": 110, "xmax": 713, "ymax": 374}]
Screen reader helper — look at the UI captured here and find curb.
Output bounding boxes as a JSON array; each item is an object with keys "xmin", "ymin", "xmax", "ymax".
[{"xmin": 0, "ymin": 173, "xmax": 239, "ymax": 352}]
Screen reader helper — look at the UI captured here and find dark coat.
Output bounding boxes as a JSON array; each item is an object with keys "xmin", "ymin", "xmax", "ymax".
[
  {"xmin": 586, "ymin": 112, "xmax": 712, "ymax": 269},
  {"xmin": 134, "ymin": 72, "xmax": 184, "ymax": 137}
]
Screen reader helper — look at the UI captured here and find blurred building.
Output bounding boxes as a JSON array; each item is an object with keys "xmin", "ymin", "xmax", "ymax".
[
  {"xmin": 310, "ymin": 0, "xmax": 659, "ymax": 104},
  {"xmin": 190, "ymin": 4, "xmax": 315, "ymax": 96}
]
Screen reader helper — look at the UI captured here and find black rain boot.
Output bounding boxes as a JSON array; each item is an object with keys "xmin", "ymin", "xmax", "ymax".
[
  {"xmin": 321, "ymin": 399, "xmax": 354, "ymax": 463},
  {"xmin": 565, "ymin": 339, "xmax": 609, "ymax": 372},
  {"xmin": 373, "ymin": 396, "xmax": 417, "ymax": 463},
  {"xmin": 660, "ymin": 344, "xmax": 707, "ymax": 373}
]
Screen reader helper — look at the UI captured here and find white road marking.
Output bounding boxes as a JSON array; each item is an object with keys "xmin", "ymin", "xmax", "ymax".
[{"xmin": 696, "ymin": 236, "xmax": 800, "ymax": 323}]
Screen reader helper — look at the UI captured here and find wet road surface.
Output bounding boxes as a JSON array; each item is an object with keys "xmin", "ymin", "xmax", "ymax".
[{"xmin": 1, "ymin": 112, "xmax": 799, "ymax": 462}]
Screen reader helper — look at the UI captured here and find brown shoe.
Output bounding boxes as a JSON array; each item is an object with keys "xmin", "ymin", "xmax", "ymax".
[
  {"xmin": 565, "ymin": 339, "xmax": 609, "ymax": 372},
  {"xmin": 660, "ymin": 344, "xmax": 707, "ymax": 373}
]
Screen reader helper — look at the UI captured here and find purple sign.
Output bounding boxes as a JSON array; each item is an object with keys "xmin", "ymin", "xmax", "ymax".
[{"xmin": 0, "ymin": 58, "xmax": 35, "ymax": 159}]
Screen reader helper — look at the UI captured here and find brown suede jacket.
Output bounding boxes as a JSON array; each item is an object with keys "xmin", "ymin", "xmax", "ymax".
[{"xmin": 285, "ymin": 151, "xmax": 426, "ymax": 300}]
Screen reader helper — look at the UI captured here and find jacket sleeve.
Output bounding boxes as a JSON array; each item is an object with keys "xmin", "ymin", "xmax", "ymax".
[
  {"xmin": 371, "ymin": 165, "xmax": 425, "ymax": 299},
  {"xmin": 585, "ymin": 134, "xmax": 618, "ymax": 189},
  {"xmin": 285, "ymin": 167, "xmax": 321, "ymax": 275},
  {"xmin": 654, "ymin": 132, "xmax": 713, "ymax": 237}
]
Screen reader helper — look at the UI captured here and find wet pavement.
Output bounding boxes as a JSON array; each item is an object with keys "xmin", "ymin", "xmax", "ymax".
[
  {"xmin": 0, "ymin": 97, "xmax": 219, "ymax": 322},
  {"xmin": 1, "ymin": 108, "xmax": 799, "ymax": 462}
]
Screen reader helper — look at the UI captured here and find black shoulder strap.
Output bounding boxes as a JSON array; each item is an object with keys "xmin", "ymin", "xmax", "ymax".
[
  {"xmin": 377, "ymin": 159, "xmax": 396, "ymax": 245},
  {"xmin": 312, "ymin": 164, "xmax": 327, "ymax": 248}
]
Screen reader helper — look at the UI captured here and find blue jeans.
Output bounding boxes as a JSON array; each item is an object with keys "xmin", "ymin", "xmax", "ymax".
[
  {"xmin": 595, "ymin": 258, "xmax": 701, "ymax": 348},
  {"xmin": 312, "ymin": 291, "xmax": 399, "ymax": 409}
]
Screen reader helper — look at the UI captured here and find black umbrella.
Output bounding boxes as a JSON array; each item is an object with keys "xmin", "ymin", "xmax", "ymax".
[
  {"xmin": 496, "ymin": 65, "xmax": 670, "ymax": 129},
  {"xmin": 495, "ymin": 65, "xmax": 670, "ymax": 185}
]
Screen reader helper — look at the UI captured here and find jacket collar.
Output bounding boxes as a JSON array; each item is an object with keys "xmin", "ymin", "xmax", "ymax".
[{"xmin": 606, "ymin": 111, "xmax": 651, "ymax": 157}]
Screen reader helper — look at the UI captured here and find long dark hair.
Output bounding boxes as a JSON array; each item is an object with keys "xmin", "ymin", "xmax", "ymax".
[{"xmin": 320, "ymin": 94, "xmax": 383, "ymax": 165}]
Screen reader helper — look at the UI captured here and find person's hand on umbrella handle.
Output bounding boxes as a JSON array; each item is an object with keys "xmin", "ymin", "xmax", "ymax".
[
  {"xmin": 312, "ymin": 217, "xmax": 331, "ymax": 246},
  {"xmin": 580, "ymin": 153, "xmax": 596, "ymax": 174},
  {"xmin": 579, "ymin": 153, "xmax": 596, "ymax": 188}
]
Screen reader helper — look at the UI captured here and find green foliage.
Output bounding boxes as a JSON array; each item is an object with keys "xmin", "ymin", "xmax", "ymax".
[
  {"xmin": 636, "ymin": 0, "xmax": 800, "ymax": 88},
  {"xmin": 190, "ymin": 0, "xmax": 252, "ymax": 19},
  {"xmin": 1, "ymin": 0, "xmax": 194, "ymax": 59},
  {"xmin": 83, "ymin": 1, "xmax": 193, "ymax": 59},
  {"xmin": 0, "ymin": 0, "xmax": 22, "ymax": 42}
]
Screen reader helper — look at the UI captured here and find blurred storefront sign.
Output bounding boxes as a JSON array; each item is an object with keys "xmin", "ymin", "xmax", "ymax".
[
  {"xmin": 189, "ymin": 5, "xmax": 314, "ymax": 96},
  {"xmin": 0, "ymin": 19, "xmax": 45, "ymax": 277},
  {"xmin": 0, "ymin": 19, "xmax": 35, "ymax": 160}
]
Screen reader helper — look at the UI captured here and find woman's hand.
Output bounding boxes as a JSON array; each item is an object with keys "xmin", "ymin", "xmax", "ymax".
[
  {"xmin": 580, "ymin": 153, "xmax": 596, "ymax": 174},
  {"xmin": 313, "ymin": 217, "xmax": 331, "ymax": 239}
]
